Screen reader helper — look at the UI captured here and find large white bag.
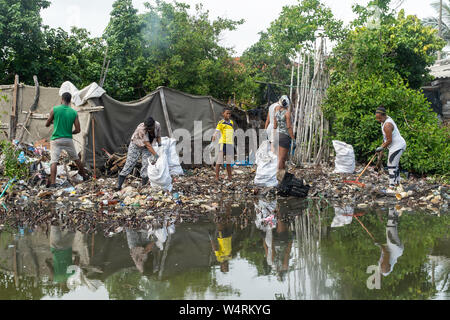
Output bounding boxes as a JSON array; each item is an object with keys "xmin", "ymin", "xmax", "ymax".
[
  {"xmin": 332, "ymin": 140, "xmax": 355, "ymax": 174},
  {"xmin": 254, "ymin": 141, "xmax": 279, "ymax": 187},
  {"xmin": 331, "ymin": 206, "xmax": 354, "ymax": 228},
  {"xmin": 158, "ymin": 137, "xmax": 184, "ymax": 176},
  {"xmin": 168, "ymin": 138, "xmax": 184, "ymax": 176},
  {"xmin": 147, "ymin": 147, "xmax": 173, "ymax": 192}
]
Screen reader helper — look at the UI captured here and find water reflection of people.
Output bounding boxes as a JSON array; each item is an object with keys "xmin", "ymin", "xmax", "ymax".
[
  {"xmin": 126, "ymin": 218, "xmax": 176, "ymax": 275},
  {"xmin": 272, "ymin": 211, "xmax": 294, "ymax": 281},
  {"xmin": 255, "ymin": 199, "xmax": 293, "ymax": 281},
  {"xmin": 378, "ymin": 207, "xmax": 404, "ymax": 277},
  {"xmin": 126, "ymin": 228, "xmax": 155, "ymax": 274},
  {"xmin": 45, "ymin": 222, "xmax": 78, "ymax": 285},
  {"xmin": 255, "ymin": 199, "xmax": 277, "ymax": 269},
  {"xmin": 209, "ymin": 202, "xmax": 234, "ymax": 273}
]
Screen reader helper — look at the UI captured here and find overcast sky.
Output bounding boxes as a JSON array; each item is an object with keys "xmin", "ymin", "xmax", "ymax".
[{"xmin": 41, "ymin": 0, "xmax": 437, "ymax": 56}]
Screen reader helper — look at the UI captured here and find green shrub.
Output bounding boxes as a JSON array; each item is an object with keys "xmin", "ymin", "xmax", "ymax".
[
  {"xmin": 0, "ymin": 140, "xmax": 29, "ymax": 181},
  {"xmin": 324, "ymin": 74, "xmax": 450, "ymax": 174}
]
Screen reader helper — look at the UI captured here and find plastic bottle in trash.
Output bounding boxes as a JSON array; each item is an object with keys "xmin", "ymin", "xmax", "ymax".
[
  {"xmin": 172, "ymin": 193, "xmax": 180, "ymax": 200},
  {"xmin": 18, "ymin": 151, "xmax": 26, "ymax": 164}
]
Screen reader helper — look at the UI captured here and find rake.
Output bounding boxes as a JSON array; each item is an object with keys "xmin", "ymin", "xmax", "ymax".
[{"xmin": 343, "ymin": 153, "xmax": 377, "ymax": 188}]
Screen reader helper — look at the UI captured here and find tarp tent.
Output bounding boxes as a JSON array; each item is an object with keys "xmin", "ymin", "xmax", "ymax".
[
  {"xmin": 85, "ymin": 86, "xmax": 227, "ymax": 169},
  {"xmin": 1, "ymin": 79, "xmax": 233, "ymax": 169}
]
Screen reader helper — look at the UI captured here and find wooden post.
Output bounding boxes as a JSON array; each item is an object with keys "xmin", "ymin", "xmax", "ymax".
[
  {"xmin": 92, "ymin": 115, "xmax": 96, "ymax": 180},
  {"xmin": 438, "ymin": 0, "xmax": 443, "ymax": 61},
  {"xmin": 9, "ymin": 75, "xmax": 19, "ymax": 140},
  {"xmin": 17, "ymin": 75, "xmax": 40, "ymax": 144},
  {"xmin": 289, "ymin": 65, "xmax": 295, "ymax": 109},
  {"xmin": 13, "ymin": 245, "xmax": 19, "ymax": 288},
  {"xmin": 159, "ymin": 88, "xmax": 173, "ymax": 138},
  {"xmin": 100, "ymin": 60, "xmax": 111, "ymax": 88},
  {"xmin": 208, "ymin": 98, "xmax": 217, "ymax": 125},
  {"xmin": 99, "ymin": 46, "xmax": 109, "ymax": 84},
  {"xmin": 291, "ymin": 53, "xmax": 302, "ymax": 156},
  {"xmin": 91, "ymin": 233, "xmax": 95, "ymax": 258}
]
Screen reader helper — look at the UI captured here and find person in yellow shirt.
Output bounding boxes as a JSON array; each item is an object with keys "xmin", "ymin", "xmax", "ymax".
[
  {"xmin": 209, "ymin": 205, "xmax": 234, "ymax": 273},
  {"xmin": 212, "ymin": 108, "xmax": 234, "ymax": 181}
]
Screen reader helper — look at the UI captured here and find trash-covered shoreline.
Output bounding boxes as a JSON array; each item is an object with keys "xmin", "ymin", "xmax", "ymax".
[
  {"xmin": 0, "ymin": 139, "xmax": 448, "ymax": 235},
  {"xmin": 1, "ymin": 160, "xmax": 448, "ymax": 235}
]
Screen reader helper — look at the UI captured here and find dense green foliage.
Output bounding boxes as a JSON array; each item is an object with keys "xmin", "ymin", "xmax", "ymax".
[
  {"xmin": 0, "ymin": 0, "xmax": 105, "ymax": 88},
  {"xmin": 0, "ymin": 0, "xmax": 448, "ymax": 174},
  {"xmin": 0, "ymin": 140, "xmax": 29, "ymax": 180},
  {"xmin": 0, "ymin": 0, "xmax": 254, "ymax": 104},
  {"xmin": 0, "ymin": 0, "xmax": 51, "ymax": 85},
  {"xmin": 241, "ymin": 0, "xmax": 344, "ymax": 106},
  {"xmin": 324, "ymin": 3, "xmax": 449, "ymax": 174}
]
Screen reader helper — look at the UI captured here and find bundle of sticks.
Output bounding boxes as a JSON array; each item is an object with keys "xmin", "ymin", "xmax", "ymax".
[{"xmin": 104, "ymin": 152, "xmax": 127, "ymax": 174}]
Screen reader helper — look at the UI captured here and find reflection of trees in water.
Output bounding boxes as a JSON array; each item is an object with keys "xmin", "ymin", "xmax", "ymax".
[
  {"xmin": 319, "ymin": 208, "xmax": 450, "ymax": 300},
  {"xmin": 427, "ymin": 236, "xmax": 450, "ymax": 299},
  {"xmin": 427, "ymin": 256, "xmax": 449, "ymax": 298},
  {"xmin": 105, "ymin": 267, "xmax": 239, "ymax": 300},
  {"xmin": 288, "ymin": 202, "xmax": 336, "ymax": 300},
  {"xmin": 0, "ymin": 271, "xmax": 70, "ymax": 299}
]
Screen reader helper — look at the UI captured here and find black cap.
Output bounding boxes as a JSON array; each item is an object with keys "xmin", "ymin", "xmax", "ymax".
[{"xmin": 376, "ymin": 106, "xmax": 386, "ymax": 115}]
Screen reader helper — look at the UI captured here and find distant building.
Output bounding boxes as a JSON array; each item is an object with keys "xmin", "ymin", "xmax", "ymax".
[{"xmin": 425, "ymin": 58, "xmax": 450, "ymax": 124}]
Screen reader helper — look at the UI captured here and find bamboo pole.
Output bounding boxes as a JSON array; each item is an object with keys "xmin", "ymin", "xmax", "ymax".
[
  {"xmin": 9, "ymin": 75, "xmax": 19, "ymax": 141},
  {"xmin": 92, "ymin": 115, "xmax": 96, "ymax": 180},
  {"xmin": 438, "ymin": 0, "xmax": 443, "ymax": 61},
  {"xmin": 289, "ymin": 64, "xmax": 295, "ymax": 108},
  {"xmin": 292, "ymin": 38, "xmax": 329, "ymax": 166},
  {"xmin": 291, "ymin": 53, "xmax": 302, "ymax": 156},
  {"xmin": 159, "ymin": 88, "xmax": 173, "ymax": 138}
]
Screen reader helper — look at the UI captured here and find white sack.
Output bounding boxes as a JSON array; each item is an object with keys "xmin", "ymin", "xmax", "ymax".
[
  {"xmin": 254, "ymin": 141, "xmax": 278, "ymax": 187},
  {"xmin": 331, "ymin": 206, "xmax": 354, "ymax": 228},
  {"xmin": 147, "ymin": 147, "xmax": 173, "ymax": 192},
  {"xmin": 332, "ymin": 140, "xmax": 355, "ymax": 174},
  {"xmin": 168, "ymin": 138, "xmax": 184, "ymax": 176},
  {"xmin": 156, "ymin": 137, "xmax": 184, "ymax": 176}
]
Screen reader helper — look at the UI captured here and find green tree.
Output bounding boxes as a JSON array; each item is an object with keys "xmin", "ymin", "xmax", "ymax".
[
  {"xmin": 39, "ymin": 27, "xmax": 106, "ymax": 88},
  {"xmin": 0, "ymin": 0, "xmax": 50, "ymax": 85},
  {"xmin": 324, "ymin": 3, "xmax": 449, "ymax": 174},
  {"xmin": 139, "ymin": 1, "xmax": 248, "ymax": 103},
  {"xmin": 102, "ymin": 0, "xmax": 146, "ymax": 101},
  {"xmin": 241, "ymin": 0, "xmax": 344, "ymax": 106}
]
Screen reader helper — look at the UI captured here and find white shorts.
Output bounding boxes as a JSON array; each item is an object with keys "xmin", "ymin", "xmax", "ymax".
[{"xmin": 50, "ymin": 138, "xmax": 79, "ymax": 164}]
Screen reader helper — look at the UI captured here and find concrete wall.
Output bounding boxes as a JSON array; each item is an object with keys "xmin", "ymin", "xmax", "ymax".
[
  {"xmin": 431, "ymin": 79, "xmax": 450, "ymax": 122},
  {"xmin": 0, "ymin": 84, "xmax": 61, "ymax": 143}
]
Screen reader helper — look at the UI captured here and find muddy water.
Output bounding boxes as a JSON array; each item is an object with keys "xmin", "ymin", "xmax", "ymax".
[{"xmin": 0, "ymin": 199, "xmax": 448, "ymax": 300}]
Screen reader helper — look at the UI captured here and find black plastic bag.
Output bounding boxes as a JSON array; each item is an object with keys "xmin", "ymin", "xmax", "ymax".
[{"xmin": 277, "ymin": 172, "xmax": 310, "ymax": 198}]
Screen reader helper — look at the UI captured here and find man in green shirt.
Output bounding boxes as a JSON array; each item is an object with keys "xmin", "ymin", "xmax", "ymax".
[{"xmin": 45, "ymin": 92, "xmax": 88, "ymax": 188}]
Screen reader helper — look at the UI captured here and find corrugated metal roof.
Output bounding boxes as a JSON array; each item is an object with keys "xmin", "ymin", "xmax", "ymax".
[{"xmin": 430, "ymin": 58, "xmax": 450, "ymax": 79}]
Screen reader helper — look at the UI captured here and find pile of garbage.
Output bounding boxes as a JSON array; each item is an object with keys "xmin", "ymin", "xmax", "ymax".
[
  {"xmin": 0, "ymin": 139, "xmax": 449, "ymax": 231},
  {"xmin": 292, "ymin": 164, "xmax": 449, "ymax": 214}
]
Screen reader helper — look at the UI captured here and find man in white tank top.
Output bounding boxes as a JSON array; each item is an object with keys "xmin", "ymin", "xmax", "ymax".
[{"xmin": 375, "ymin": 106, "xmax": 407, "ymax": 193}]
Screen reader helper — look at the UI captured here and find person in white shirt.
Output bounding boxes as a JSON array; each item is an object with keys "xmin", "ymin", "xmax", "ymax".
[
  {"xmin": 375, "ymin": 106, "xmax": 407, "ymax": 194},
  {"xmin": 378, "ymin": 207, "xmax": 404, "ymax": 277}
]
